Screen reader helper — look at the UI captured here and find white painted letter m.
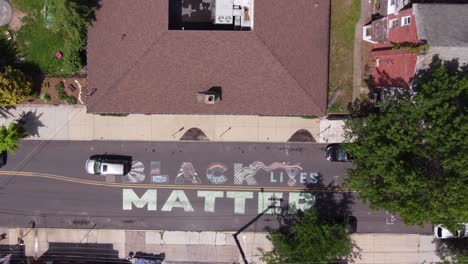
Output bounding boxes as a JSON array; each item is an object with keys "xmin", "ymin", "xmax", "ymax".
[{"xmin": 123, "ymin": 189, "xmax": 157, "ymax": 211}]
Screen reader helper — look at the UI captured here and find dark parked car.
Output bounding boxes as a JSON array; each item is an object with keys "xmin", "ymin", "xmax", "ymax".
[
  {"xmin": 326, "ymin": 144, "xmax": 351, "ymax": 162},
  {"xmin": 343, "ymin": 215, "xmax": 358, "ymax": 234},
  {"xmin": 0, "ymin": 151, "xmax": 6, "ymax": 167}
]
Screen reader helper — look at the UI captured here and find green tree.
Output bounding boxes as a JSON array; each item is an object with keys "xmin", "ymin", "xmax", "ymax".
[
  {"xmin": 0, "ymin": 66, "xmax": 32, "ymax": 107},
  {"xmin": 48, "ymin": 0, "xmax": 97, "ymax": 73},
  {"xmin": 263, "ymin": 208, "xmax": 352, "ymax": 264},
  {"xmin": 0, "ymin": 123, "xmax": 26, "ymax": 153},
  {"xmin": 344, "ymin": 64, "xmax": 468, "ymax": 230}
]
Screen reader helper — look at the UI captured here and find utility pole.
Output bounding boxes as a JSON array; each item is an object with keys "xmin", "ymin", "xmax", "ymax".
[{"xmin": 233, "ymin": 196, "xmax": 282, "ymax": 264}]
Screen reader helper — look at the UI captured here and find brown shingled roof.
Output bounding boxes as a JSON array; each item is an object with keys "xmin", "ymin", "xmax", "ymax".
[{"xmin": 86, "ymin": 0, "xmax": 330, "ymax": 116}]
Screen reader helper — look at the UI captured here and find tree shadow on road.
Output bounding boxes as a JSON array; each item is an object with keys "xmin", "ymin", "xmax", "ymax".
[{"xmin": 262, "ymin": 177, "xmax": 362, "ymax": 263}]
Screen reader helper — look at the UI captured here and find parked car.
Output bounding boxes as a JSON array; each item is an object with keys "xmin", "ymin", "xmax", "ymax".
[
  {"xmin": 85, "ymin": 155, "xmax": 131, "ymax": 176},
  {"xmin": 433, "ymin": 224, "xmax": 468, "ymax": 239},
  {"xmin": 326, "ymin": 144, "xmax": 351, "ymax": 162},
  {"xmin": 332, "ymin": 215, "xmax": 357, "ymax": 234},
  {"xmin": 344, "ymin": 215, "xmax": 358, "ymax": 234},
  {"xmin": 0, "ymin": 151, "xmax": 6, "ymax": 167}
]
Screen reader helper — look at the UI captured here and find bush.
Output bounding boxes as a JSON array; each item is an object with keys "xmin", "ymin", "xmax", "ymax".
[
  {"xmin": 302, "ymin": 115, "xmax": 319, "ymax": 119},
  {"xmin": 55, "ymin": 81, "xmax": 65, "ymax": 92},
  {"xmin": 0, "ymin": 66, "xmax": 32, "ymax": 107},
  {"xmin": 41, "ymin": 93, "xmax": 51, "ymax": 103},
  {"xmin": 66, "ymin": 96, "xmax": 77, "ymax": 105},
  {"xmin": 31, "ymin": 90, "xmax": 40, "ymax": 98},
  {"xmin": 391, "ymin": 42, "xmax": 430, "ymax": 54},
  {"xmin": 419, "ymin": 44, "xmax": 430, "ymax": 53},
  {"xmin": 57, "ymin": 90, "xmax": 67, "ymax": 101},
  {"xmin": 42, "ymin": 82, "xmax": 50, "ymax": 92}
]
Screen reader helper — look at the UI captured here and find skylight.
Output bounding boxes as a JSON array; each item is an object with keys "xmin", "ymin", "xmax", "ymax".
[{"xmin": 169, "ymin": 0, "xmax": 254, "ymax": 31}]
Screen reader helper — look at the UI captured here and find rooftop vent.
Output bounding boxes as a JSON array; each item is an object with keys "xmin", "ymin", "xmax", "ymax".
[
  {"xmin": 197, "ymin": 86, "xmax": 222, "ymax": 104},
  {"xmin": 199, "ymin": 94, "xmax": 217, "ymax": 104}
]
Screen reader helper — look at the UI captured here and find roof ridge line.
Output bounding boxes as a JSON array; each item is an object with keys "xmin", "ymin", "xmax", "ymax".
[
  {"xmin": 89, "ymin": 31, "xmax": 169, "ymax": 108},
  {"xmin": 251, "ymin": 32, "xmax": 324, "ymax": 113}
]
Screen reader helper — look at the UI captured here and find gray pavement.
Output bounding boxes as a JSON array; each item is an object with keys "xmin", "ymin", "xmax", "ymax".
[
  {"xmin": 0, "ymin": 105, "xmax": 336, "ymax": 142},
  {"xmin": 0, "ymin": 140, "xmax": 431, "ymax": 234}
]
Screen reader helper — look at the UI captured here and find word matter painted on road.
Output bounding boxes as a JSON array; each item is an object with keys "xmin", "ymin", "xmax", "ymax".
[
  {"xmin": 123, "ymin": 189, "xmax": 315, "ymax": 215},
  {"xmin": 150, "ymin": 161, "xmax": 319, "ymax": 187}
]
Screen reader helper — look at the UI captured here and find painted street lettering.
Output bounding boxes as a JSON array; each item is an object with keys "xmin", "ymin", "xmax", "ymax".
[
  {"xmin": 206, "ymin": 163, "xmax": 228, "ymax": 184},
  {"xmin": 123, "ymin": 189, "xmax": 315, "ymax": 215},
  {"xmin": 175, "ymin": 162, "xmax": 201, "ymax": 184},
  {"xmin": 125, "ymin": 160, "xmax": 319, "ymax": 187},
  {"xmin": 226, "ymin": 191, "xmax": 253, "ymax": 214},
  {"xmin": 123, "ymin": 189, "xmax": 157, "ymax": 211},
  {"xmin": 161, "ymin": 190, "xmax": 194, "ymax": 212},
  {"xmin": 197, "ymin": 191, "xmax": 224, "ymax": 212}
]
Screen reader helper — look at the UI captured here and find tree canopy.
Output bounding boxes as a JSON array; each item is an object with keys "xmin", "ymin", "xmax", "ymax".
[
  {"xmin": 0, "ymin": 66, "xmax": 32, "ymax": 107},
  {"xmin": 344, "ymin": 62, "xmax": 468, "ymax": 229},
  {"xmin": 0, "ymin": 123, "xmax": 26, "ymax": 153},
  {"xmin": 263, "ymin": 208, "xmax": 352, "ymax": 264},
  {"xmin": 48, "ymin": 0, "xmax": 97, "ymax": 73}
]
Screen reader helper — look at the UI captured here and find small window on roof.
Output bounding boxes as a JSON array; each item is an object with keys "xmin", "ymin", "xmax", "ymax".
[
  {"xmin": 390, "ymin": 19, "xmax": 398, "ymax": 28},
  {"xmin": 103, "ymin": 165, "xmax": 107, "ymax": 172},
  {"xmin": 402, "ymin": 16, "xmax": 411, "ymax": 26}
]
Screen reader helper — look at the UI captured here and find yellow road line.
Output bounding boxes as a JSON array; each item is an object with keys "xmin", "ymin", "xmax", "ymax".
[{"xmin": 0, "ymin": 170, "xmax": 356, "ymax": 193}]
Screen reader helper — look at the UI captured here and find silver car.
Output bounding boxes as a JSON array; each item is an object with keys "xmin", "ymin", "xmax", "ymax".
[{"xmin": 85, "ymin": 155, "xmax": 130, "ymax": 176}]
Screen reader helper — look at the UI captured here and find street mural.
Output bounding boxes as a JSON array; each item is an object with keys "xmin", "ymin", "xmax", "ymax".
[
  {"xmin": 175, "ymin": 162, "xmax": 201, "ymax": 184},
  {"xmin": 122, "ymin": 160, "xmax": 319, "ymax": 215},
  {"xmin": 123, "ymin": 189, "xmax": 315, "ymax": 215},
  {"xmin": 234, "ymin": 161, "xmax": 303, "ymax": 186},
  {"xmin": 126, "ymin": 161, "xmax": 319, "ymax": 186},
  {"xmin": 125, "ymin": 161, "xmax": 145, "ymax": 183}
]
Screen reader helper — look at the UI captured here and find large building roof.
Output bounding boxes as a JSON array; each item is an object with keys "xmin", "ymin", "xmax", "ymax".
[
  {"xmin": 414, "ymin": 3, "xmax": 468, "ymax": 47},
  {"xmin": 86, "ymin": 0, "xmax": 330, "ymax": 116}
]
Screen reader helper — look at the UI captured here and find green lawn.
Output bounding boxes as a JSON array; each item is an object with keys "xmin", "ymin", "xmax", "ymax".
[
  {"xmin": 16, "ymin": 17, "xmax": 69, "ymax": 75},
  {"xmin": 329, "ymin": 0, "xmax": 361, "ymax": 113},
  {"xmin": 10, "ymin": 0, "xmax": 78, "ymax": 76}
]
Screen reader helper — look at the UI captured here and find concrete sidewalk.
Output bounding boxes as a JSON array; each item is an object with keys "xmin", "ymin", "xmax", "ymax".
[
  {"xmin": 0, "ymin": 227, "xmax": 445, "ymax": 263},
  {"xmin": 0, "ymin": 105, "xmax": 346, "ymax": 143}
]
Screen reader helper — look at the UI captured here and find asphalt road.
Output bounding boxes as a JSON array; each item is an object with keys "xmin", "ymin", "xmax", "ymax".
[{"xmin": 0, "ymin": 140, "xmax": 431, "ymax": 233}]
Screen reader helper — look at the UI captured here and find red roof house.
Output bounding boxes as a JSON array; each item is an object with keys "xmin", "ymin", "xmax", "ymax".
[
  {"xmin": 371, "ymin": 49, "xmax": 417, "ymax": 89},
  {"xmin": 387, "ymin": 8, "xmax": 418, "ymax": 45},
  {"xmin": 363, "ymin": 0, "xmax": 420, "ymax": 90}
]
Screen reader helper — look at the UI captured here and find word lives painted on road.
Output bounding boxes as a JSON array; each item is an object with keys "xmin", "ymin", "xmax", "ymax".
[
  {"xmin": 123, "ymin": 160, "xmax": 319, "ymax": 214},
  {"xmin": 149, "ymin": 160, "xmax": 319, "ymax": 186}
]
